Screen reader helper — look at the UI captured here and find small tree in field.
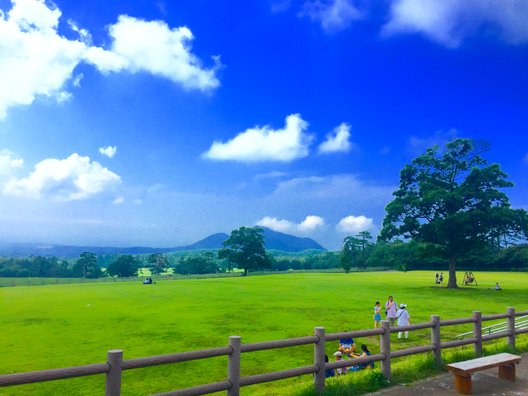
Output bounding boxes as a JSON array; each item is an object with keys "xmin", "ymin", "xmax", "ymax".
[
  {"xmin": 147, "ymin": 253, "xmax": 169, "ymax": 275},
  {"xmin": 218, "ymin": 226, "xmax": 271, "ymax": 275},
  {"xmin": 380, "ymin": 138, "xmax": 528, "ymax": 288},
  {"xmin": 73, "ymin": 252, "xmax": 102, "ymax": 278},
  {"xmin": 107, "ymin": 255, "xmax": 140, "ymax": 278},
  {"xmin": 341, "ymin": 231, "xmax": 373, "ymax": 272}
]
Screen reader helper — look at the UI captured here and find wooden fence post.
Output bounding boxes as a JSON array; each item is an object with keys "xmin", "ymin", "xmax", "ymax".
[
  {"xmin": 380, "ymin": 320, "xmax": 391, "ymax": 380},
  {"xmin": 431, "ymin": 315, "xmax": 441, "ymax": 366},
  {"xmin": 507, "ymin": 307, "xmax": 515, "ymax": 349},
  {"xmin": 105, "ymin": 349, "xmax": 123, "ymax": 396},
  {"xmin": 228, "ymin": 336, "xmax": 241, "ymax": 396},
  {"xmin": 473, "ymin": 311, "xmax": 482, "ymax": 357},
  {"xmin": 314, "ymin": 327, "xmax": 326, "ymax": 394}
]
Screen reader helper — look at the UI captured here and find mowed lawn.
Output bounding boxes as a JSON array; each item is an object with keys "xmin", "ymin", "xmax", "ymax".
[{"xmin": 1, "ymin": 271, "xmax": 527, "ymax": 395}]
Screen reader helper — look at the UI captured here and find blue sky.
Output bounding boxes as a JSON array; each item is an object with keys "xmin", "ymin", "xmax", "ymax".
[{"xmin": 0, "ymin": 0, "xmax": 527, "ymax": 249}]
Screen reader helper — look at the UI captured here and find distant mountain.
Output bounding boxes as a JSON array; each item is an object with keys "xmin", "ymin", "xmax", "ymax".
[
  {"xmin": 0, "ymin": 228, "xmax": 325, "ymax": 258},
  {"xmin": 177, "ymin": 228, "xmax": 325, "ymax": 252},
  {"xmin": 176, "ymin": 233, "xmax": 229, "ymax": 250},
  {"xmin": 259, "ymin": 227, "xmax": 325, "ymax": 252}
]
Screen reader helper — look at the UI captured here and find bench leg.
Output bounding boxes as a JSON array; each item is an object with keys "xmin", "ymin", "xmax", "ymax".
[
  {"xmin": 453, "ymin": 373, "xmax": 472, "ymax": 395},
  {"xmin": 498, "ymin": 364, "xmax": 516, "ymax": 382}
]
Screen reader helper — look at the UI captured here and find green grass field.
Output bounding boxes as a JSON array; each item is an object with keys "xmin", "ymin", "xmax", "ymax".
[{"xmin": 1, "ymin": 271, "xmax": 527, "ymax": 395}]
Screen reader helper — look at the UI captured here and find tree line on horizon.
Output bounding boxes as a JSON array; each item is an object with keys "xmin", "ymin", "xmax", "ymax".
[
  {"xmin": 0, "ymin": 139, "xmax": 526, "ymax": 283},
  {"xmin": 0, "ymin": 236, "xmax": 527, "ymax": 279}
]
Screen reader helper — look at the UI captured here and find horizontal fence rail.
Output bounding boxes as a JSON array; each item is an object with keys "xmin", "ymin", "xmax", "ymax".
[{"xmin": 1, "ymin": 307, "xmax": 527, "ymax": 395}]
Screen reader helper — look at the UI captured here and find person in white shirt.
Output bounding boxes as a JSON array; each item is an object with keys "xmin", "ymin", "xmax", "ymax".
[{"xmin": 396, "ymin": 303, "xmax": 410, "ymax": 339}]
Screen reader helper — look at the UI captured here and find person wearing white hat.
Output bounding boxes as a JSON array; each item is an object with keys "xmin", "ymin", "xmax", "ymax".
[
  {"xmin": 333, "ymin": 351, "xmax": 347, "ymax": 375},
  {"xmin": 396, "ymin": 303, "xmax": 410, "ymax": 339}
]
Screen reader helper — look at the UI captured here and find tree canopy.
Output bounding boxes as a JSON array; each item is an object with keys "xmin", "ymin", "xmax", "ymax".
[
  {"xmin": 218, "ymin": 226, "xmax": 271, "ymax": 275},
  {"xmin": 72, "ymin": 252, "xmax": 102, "ymax": 278},
  {"xmin": 379, "ymin": 138, "xmax": 528, "ymax": 288},
  {"xmin": 106, "ymin": 255, "xmax": 140, "ymax": 278},
  {"xmin": 341, "ymin": 231, "xmax": 373, "ymax": 272}
]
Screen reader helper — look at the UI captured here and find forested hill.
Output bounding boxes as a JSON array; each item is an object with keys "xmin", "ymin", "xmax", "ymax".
[{"xmin": 0, "ymin": 228, "xmax": 325, "ymax": 258}]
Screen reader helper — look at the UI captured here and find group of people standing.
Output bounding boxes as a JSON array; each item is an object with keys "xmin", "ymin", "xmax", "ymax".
[{"xmin": 374, "ymin": 296, "xmax": 411, "ymax": 339}]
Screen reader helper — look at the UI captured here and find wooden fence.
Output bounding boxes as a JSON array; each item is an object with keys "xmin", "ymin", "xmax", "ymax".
[{"xmin": 1, "ymin": 307, "xmax": 528, "ymax": 395}]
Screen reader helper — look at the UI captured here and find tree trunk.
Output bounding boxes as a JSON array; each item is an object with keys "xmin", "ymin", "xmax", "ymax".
[{"xmin": 447, "ymin": 256, "xmax": 458, "ymax": 288}]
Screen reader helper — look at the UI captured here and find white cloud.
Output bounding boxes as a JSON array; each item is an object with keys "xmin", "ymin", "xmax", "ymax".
[
  {"xmin": 99, "ymin": 146, "xmax": 117, "ymax": 158},
  {"xmin": 300, "ymin": 0, "xmax": 363, "ymax": 32},
  {"xmin": 256, "ymin": 215, "xmax": 325, "ymax": 233},
  {"xmin": 0, "ymin": 0, "xmax": 86, "ymax": 119},
  {"xmin": 383, "ymin": 0, "xmax": 528, "ymax": 47},
  {"xmin": 298, "ymin": 215, "xmax": 325, "ymax": 231},
  {"xmin": 0, "ymin": 0, "xmax": 220, "ymax": 119},
  {"xmin": 336, "ymin": 215, "xmax": 373, "ymax": 233},
  {"xmin": 318, "ymin": 122, "xmax": 353, "ymax": 153},
  {"xmin": 3, "ymin": 153, "xmax": 121, "ymax": 201},
  {"xmin": 0, "ymin": 149, "xmax": 23, "ymax": 176},
  {"xmin": 256, "ymin": 216, "xmax": 295, "ymax": 232},
  {"xmin": 203, "ymin": 114, "xmax": 313, "ymax": 162},
  {"xmin": 86, "ymin": 16, "xmax": 221, "ymax": 91}
]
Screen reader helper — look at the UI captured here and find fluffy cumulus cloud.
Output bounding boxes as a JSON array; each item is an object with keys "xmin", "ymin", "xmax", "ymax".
[
  {"xmin": 0, "ymin": 0, "xmax": 219, "ymax": 119},
  {"xmin": 300, "ymin": 0, "xmax": 363, "ymax": 31},
  {"xmin": 3, "ymin": 153, "xmax": 121, "ymax": 201},
  {"xmin": 99, "ymin": 146, "xmax": 117, "ymax": 158},
  {"xmin": 84, "ymin": 15, "xmax": 221, "ymax": 90},
  {"xmin": 318, "ymin": 123, "xmax": 353, "ymax": 153},
  {"xmin": 203, "ymin": 114, "xmax": 313, "ymax": 162},
  {"xmin": 383, "ymin": 0, "xmax": 528, "ymax": 47},
  {"xmin": 336, "ymin": 215, "xmax": 374, "ymax": 233},
  {"xmin": 0, "ymin": 149, "xmax": 23, "ymax": 176},
  {"xmin": 256, "ymin": 215, "xmax": 325, "ymax": 233}
]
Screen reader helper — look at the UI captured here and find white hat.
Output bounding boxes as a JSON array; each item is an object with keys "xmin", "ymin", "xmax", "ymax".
[
  {"xmin": 400, "ymin": 303, "xmax": 406, "ymax": 308},
  {"xmin": 333, "ymin": 351, "xmax": 343, "ymax": 357}
]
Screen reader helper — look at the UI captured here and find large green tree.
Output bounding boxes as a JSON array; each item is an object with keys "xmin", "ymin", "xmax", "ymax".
[
  {"xmin": 379, "ymin": 138, "xmax": 528, "ymax": 288},
  {"xmin": 218, "ymin": 226, "xmax": 271, "ymax": 275}
]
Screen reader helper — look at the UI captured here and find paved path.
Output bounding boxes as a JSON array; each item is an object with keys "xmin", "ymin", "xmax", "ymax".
[{"xmin": 366, "ymin": 353, "xmax": 528, "ymax": 396}]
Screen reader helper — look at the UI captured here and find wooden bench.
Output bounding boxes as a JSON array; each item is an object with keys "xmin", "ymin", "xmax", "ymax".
[{"xmin": 446, "ymin": 353, "xmax": 521, "ymax": 395}]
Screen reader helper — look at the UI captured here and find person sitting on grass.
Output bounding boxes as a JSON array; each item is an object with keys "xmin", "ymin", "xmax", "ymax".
[
  {"xmin": 333, "ymin": 351, "xmax": 347, "ymax": 375},
  {"xmin": 324, "ymin": 354, "xmax": 335, "ymax": 378},
  {"xmin": 356, "ymin": 344, "xmax": 375, "ymax": 370},
  {"xmin": 338, "ymin": 335, "xmax": 356, "ymax": 356}
]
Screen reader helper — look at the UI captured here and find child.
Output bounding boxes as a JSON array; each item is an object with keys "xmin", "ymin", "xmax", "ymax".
[
  {"xmin": 333, "ymin": 351, "xmax": 347, "ymax": 375},
  {"xmin": 373, "ymin": 301, "xmax": 381, "ymax": 328}
]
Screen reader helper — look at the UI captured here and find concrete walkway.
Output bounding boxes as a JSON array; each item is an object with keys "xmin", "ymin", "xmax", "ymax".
[{"xmin": 366, "ymin": 353, "xmax": 528, "ymax": 396}]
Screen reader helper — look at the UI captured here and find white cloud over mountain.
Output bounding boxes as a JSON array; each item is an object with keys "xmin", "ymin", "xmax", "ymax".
[
  {"xmin": 336, "ymin": 215, "xmax": 374, "ymax": 233},
  {"xmin": 0, "ymin": 0, "xmax": 220, "ymax": 119},
  {"xmin": 256, "ymin": 215, "xmax": 325, "ymax": 234},
  {"xmin": 383, "ymin": 0, "xmax": 528, "ymax": 47},
  {"xmin": 3, "ymin": 153, "xmax": 121, "ymax": 201},
  {"xmin": 318, "ymin": 123, "xmax": 353, "ymax": 153},
  {"xmin": 203, "ymin": 114, "xmax": 313, "ymax": 162}
]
